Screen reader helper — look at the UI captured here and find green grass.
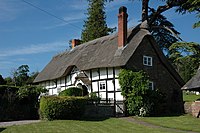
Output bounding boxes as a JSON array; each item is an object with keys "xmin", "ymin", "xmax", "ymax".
[
  {"xmin": 137, "ymin": 115, "xmax": 200, "ymax": 132},
  {"xmin": 1, "ymin": 115, "xmax": 200, "ymax": 133},
  {"xmin": 1, "ymin": 118, "xmax": 172, "ymax": 133},
  {"xmin": 183, "ymin": 92, "xmax": 200, "ymax": 102}
]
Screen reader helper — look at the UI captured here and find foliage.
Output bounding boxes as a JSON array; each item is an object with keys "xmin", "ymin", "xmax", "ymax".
[
  {"xmin": 0, "ymin": 74, "xmax": 6, "ymax": 85},
  {"xmin": 176, "ymin": 0, "xmax": 200, "ymax": 28},
  {"xmin": 169, "ymin": 42, "xmax": 200, "ymax": 81},
  {"xmin": 81, "ymin": 0, "xmax": 115, "ymax": 43},
  {"xmin": 149, "ymin": 9, "xmax": 180, "ymax": 53},
  {"xmin": 119, "ymin": 69, "xmax": 163, "ymax": 116},
  {"xmin": 26, "ymin": 72, "xmax": 39, "ymax": 85},
  {"xmin": 13, "ymin": 65, "xmax": 30, "ymax": 86},
  {"xmin": 4, "ymin": 77, "xmax": 14, "ymax": 86},
  {"xmin": 58, "ymin": 87, "xmax": 83, "ymax": 96},
  {"xmin": 39, "ymin": 96, "xmax": 87, "ymax": 120},
  {"xmin": 0, "ymin": 85, "xmax": 45, "ymax": 121},
  {"xmin": 87, "ymin": 92, "xmax": 101, "ymax": 104}
]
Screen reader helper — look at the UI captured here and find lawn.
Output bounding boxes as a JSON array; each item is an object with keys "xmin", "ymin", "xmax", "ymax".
[
  {"xmin": 0, "ymin": 118, "xmax": 174, "ymax": 133},
  {"xmin": 183, "ymin": 91, "xmax": 200, "ymax": 102},
  {"xmin": 137, "ymin": 115, "xmax": 200, "ymax": 132},
  {"xmin": 1, "ymin": 115, "xmax": 200, "ymax": 133}
]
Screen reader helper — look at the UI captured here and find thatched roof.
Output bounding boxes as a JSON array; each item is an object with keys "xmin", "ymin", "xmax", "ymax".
[
  {"xmin": 182, "ymin": 67, "xmax": 200, "ymax": 91},
  {"xmin": 34, "ymin": 23, "xmax": 184, "ymax": 86}
]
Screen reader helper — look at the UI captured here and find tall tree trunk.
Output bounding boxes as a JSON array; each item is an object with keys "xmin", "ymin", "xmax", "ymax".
[{"xmin": 142, "ymin": 0, "xmax": 149, "ymax": 22}]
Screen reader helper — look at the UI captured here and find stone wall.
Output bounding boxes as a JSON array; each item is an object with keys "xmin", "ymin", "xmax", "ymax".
[
  {"xmin": 84, "ymin": 104, "xmax": 115, "ymax": 118},
  {"xmin": 184, "ymin": 101, "xmax": 200, "ymax": 118}
]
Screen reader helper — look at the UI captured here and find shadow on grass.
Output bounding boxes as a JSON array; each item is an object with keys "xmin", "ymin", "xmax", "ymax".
[
  {"xmin": 0, "ymin": 128, "xmax": 6, "ymax": 132},
  {"xmin": 79, "ymin": 116, "xmax": 111, "ymax": 121}
]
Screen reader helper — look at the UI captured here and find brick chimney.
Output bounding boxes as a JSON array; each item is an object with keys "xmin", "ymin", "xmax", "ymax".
[
  {"xmin": 71, "ymin": 39, "xmax": 80, "ymax": 48},
  {"xmin": 118, "ymin": 6, "xmax": 128, "ymax": 48}
]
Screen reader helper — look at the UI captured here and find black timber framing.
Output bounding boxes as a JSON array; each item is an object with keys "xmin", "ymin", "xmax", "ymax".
[
  {"xmin": 90, "ymin": 69, "xmax": 93, "ymax": 92},
  {"xmin": 106, "ymin": 67, "xmax": 108, "ymax": 103},
  {"xmin": 113, "ymin": 67, "xmax": 116, "ymax": 116}
]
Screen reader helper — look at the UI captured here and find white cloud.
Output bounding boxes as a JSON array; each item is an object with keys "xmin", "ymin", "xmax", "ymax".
[
  {"xmin": 69, "ymin": 1, "xmax": 88, "ymax": 11},
  {"xmin": 44, "ymin": 12, "xmax": 85, "ymax": 29},
  {"xmin": 0, "ymin": 0, "xmax": 25, "ymax": 22},
  {"xmin": 0, "ymin": 41, "xmax": 68, "ymax": 57}
]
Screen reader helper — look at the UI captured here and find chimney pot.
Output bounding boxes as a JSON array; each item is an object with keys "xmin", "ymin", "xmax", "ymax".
[
  {"xmin": 71, "ymin": 39, "xmax": 80, "ymax": 48},
  {"xmin": 118, "ymin": 6, "xmax": 128, "ymax": 48}
]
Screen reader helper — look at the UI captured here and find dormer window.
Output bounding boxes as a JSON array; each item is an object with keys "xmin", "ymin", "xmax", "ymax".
[{"xmin": 143, "ymin": 56, "xmax": 152, "ymax": 66}]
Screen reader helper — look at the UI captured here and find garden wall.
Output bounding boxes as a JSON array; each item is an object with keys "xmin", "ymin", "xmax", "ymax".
[
  {"xmin": 84, "ymin": 104, "xmax": 115, "ymax": 118},
  {"xmin": 184, "ymin": 101, "xmax": 200, "ymax": 118}
]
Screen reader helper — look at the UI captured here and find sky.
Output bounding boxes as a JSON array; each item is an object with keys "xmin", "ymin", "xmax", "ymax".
[{"xmin": 0, "ymin": 0, "xmax": 199, "ymax": 78}]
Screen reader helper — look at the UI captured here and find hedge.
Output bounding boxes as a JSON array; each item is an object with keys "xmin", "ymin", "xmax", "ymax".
[
  {"xmin": 58, "ymin": 87, "xmax": 82, "ymax": 96},
  {"xmin": 39, "ymin": 96, "xmax": 87, "ymax": 120},
  {"xmin": 0, "ymin": 85, "xmax": 43, "ymax": 121}
]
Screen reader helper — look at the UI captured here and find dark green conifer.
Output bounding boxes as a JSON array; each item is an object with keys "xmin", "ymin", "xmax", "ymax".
[{"xmin": 81, "ymin": 0, "xmax": 115, "ymax": 43}]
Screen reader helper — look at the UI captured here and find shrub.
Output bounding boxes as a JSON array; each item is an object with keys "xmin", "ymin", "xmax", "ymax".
[
  {"xmin": 119, "ymin": 69, "xmax": 164, "ymax": 116},
  {"xmin": 0, "ymin": 85, "xmax": 46, "ymax": 121},
  {"xmin": 88, "ymin": 92, "xmax": 101, "ymax": 103},
  {"xmin": 59, "ymin": 87, "xmax": 82, "ymax": 96},
  {"xmin": 39, "ymin": 96, "xmax": 87, "ymax": 120}
]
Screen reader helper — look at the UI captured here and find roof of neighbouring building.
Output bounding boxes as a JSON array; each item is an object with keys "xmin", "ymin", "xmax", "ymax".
[
  {"xmin": 182, "ymin": 66, "xmax": 200, "ymax": 91},
  {"xmin": 34, "ymin": 22, "xmax": 184, "ymax": 86}
]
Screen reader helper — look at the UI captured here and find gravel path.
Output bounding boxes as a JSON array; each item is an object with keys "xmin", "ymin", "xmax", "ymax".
[
  {"xmin": 0, "ymin": 120, "xmax": 41, "ymax": 127},
  {"xmin": 120, "ymin": 117, "xmax": 199, "ymax": 133}
]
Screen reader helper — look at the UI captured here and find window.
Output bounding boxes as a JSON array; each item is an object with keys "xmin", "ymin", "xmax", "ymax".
[
  {"xmin": 57, "ymin": 87, "xmax": 61, "ymax": 93},
  {"xmin": 143, "ymin": 56, "xmax": 153, "ymax": 66},
  {"xmin": 99, "ymin": 82, "xmax": 106, "ymax": 90},
  {"xmin": 149, "ymin": 82, "xmax": 154, "ymax": 90}
]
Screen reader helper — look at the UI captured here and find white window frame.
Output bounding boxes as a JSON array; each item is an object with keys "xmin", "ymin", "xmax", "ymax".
[
  {"xmin": 149, "ymin": 81, "xmax": 154, "ymax": 90},
  {"xmin": 99, "ymin": 82, "xmax": 106, "ymax": 90},
  {"xmin": 143, "ymin": 56, "xmax": 153, "ymax": 66}
]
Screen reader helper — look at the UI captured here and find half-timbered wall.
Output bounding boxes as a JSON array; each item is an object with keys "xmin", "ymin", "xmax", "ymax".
[
  {"xmin": 88, "ymin": 67, "xmax": 123, "ymax": 101},
  {"xmin": 39, "ymin": 67, "xmax": 123, "ymax": 101}
]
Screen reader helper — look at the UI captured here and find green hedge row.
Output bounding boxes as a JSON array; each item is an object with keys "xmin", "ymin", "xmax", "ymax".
[
  {"xmin": 39, "ymin": 96, "xmax": 87, "ymax": 120},
  {"xmin": 58, "ymin": 87, "xmax": 82, "ymax": 96}
]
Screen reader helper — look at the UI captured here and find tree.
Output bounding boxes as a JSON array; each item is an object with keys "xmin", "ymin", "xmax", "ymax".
[
  {"xmin": 13, "ymin": 65, "xmax": 30, "ymax": 86},
  {"xmin": 0, "ymin": 74, "xmax": 6, "ymax": 85},
  {"xmin": 27, "ymin": 72, "xmax": 39, "ymax": 85},
  {"xmin": 81, "ymin": 0, "xmax": 115, "ymax": 43},
  {"xmin": 139, "ymin": 0, "xmax": 199, "ymax": 28},
  {"xmin": 169, "ymin": 42, "xmax": 200, "ymax": 81},
  {"xmin": 149, "ymin": 9, "xmax": 180, "ymax": 54},
  {"xmin": 176, "ymin": 0, "xmax": 200, "ymax": 28},
  {"xmin": 4, "ymin": 77, "xmax": 14, "ymax": 86}
]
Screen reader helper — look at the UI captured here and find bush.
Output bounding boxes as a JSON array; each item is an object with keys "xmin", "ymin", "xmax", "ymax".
[
  {"xmin": 39, "ymin": 96, "xmax": 87, "ymax": 120},
  {"xmin": 59, "ymin": 87, "xmax": 82, "ymax": 96},
  {"xmin": 0, "ymin": 85, "xmax": 45, "ymax": 121},
  {"xmin": 119, "ymin": 69, "xmax": 164, "ymax": 116}
]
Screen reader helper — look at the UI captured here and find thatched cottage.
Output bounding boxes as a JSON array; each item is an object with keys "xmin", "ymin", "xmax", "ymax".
[{"xmin": 34, "ymin": 6, "xmax": 184, "ymax": 114}]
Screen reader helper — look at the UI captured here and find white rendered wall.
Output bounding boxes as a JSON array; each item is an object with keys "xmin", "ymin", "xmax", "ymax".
[
  {"xmin": 92, "ymin": 81, "xmax": 98, "ymax": 92},
  {"xmin": 92, "ymin": 69, "xmax": 99, "ymax": 80},
  {"xmin": 107, "ymin": 80, "xmax": 114, "ymax": 91},
  {"xmin": 100, "ymin": 68, "xmax": 107, "ymax": 79}
]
